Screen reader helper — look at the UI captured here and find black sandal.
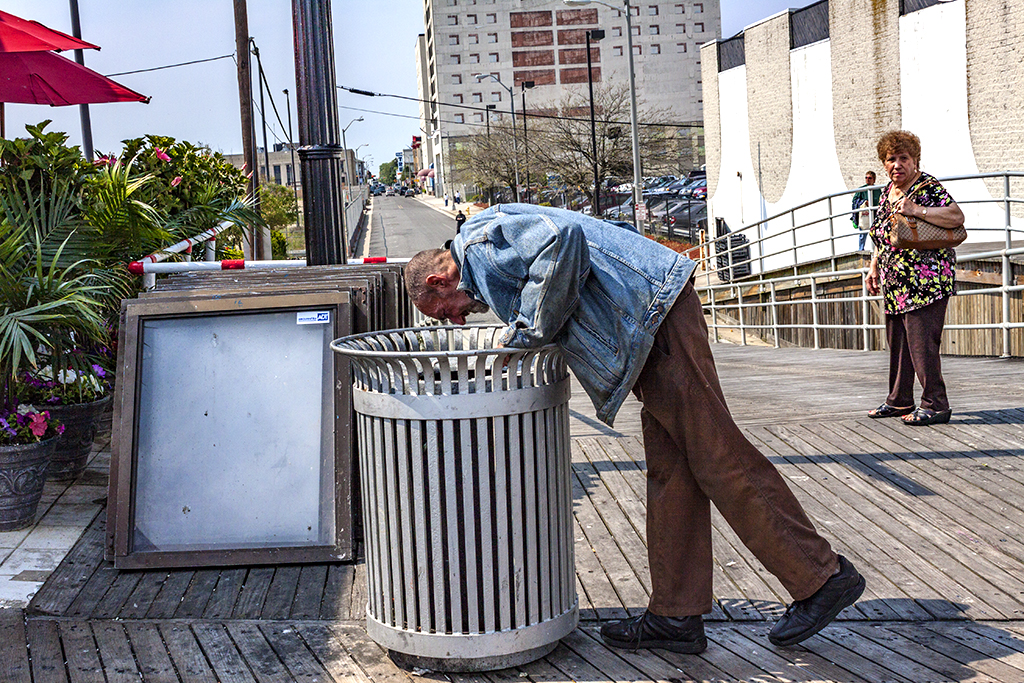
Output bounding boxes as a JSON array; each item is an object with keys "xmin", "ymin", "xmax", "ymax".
[
  {"xmin": 903, "ymin": 407, "xmax": 952, "ymax": 426},
  {"xmin": 868, "ymin": 403, "xmax": 915, "ymax": 419}
]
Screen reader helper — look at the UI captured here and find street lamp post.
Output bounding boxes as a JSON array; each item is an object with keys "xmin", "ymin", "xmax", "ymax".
[
  {"xmin": 477, "ymin": 74, "xmax": 519, "ymax": 202},
  {"xmin": 486, "ymin": 104, "xmax": 497, "ymax": 205},
  {"xmin": 520, "ymin": 80, "xmax": 535, "ymax": 203},
  {"xmin": 585, "ymin": 29, "xmax": 605, "ymax": 216},
  {"xmin": 564, "ymin": 0, "xmax": 644, "ymax": 233},
  {"xmin": 340, "ymin": 116, "xmax": 363, "ymax": 206}
]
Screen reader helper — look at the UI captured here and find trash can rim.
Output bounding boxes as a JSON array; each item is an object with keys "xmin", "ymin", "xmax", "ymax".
[{"xmin": 330, "ymin": 324, "xmax": 559, "ymax": 359}]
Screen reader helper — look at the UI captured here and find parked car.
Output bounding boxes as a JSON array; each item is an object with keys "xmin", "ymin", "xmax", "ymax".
[
  {"xmin": 404, "ymin": 188, "xmax": 416, "ymax": 197},
  {"xmin": 385, "ymin": 187, "xmax": 396, "ymax": 196},
  {"xmin": 664, "ymin": 200, "xmax": 707, "ymax": 243}
]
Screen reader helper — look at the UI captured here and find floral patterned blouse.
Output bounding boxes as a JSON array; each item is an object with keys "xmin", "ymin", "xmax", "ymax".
[{"xmin": 870, "ymin": 172, "xmax": 957, "ymax": 315}]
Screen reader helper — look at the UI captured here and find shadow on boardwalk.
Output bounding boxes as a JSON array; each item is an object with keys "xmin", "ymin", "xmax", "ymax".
[{"xmin": 3, "ymin": 344, "xmax": 1024, "ymax": 682}]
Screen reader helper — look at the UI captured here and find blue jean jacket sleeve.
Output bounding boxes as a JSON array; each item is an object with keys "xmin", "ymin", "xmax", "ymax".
[{"xmin": 493, "ymin": 213, "xmax": 590, "ymax": 348}]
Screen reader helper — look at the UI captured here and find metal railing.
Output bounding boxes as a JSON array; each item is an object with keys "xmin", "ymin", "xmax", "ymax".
[{"xmin": 698, "ymin": 171, "xmax": 1024, "ymax": 358}]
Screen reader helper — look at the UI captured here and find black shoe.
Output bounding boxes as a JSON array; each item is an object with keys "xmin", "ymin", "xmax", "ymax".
[
  {"xmin": 600, "ymin": 611, "xmax": 707, "ymax": 654},
  {"xmin": 902, "ymin": 407, "xmax": 952, "ymax": 426},
  {"xmin": 768, "ymin": 555, "xmax": 865, "ymax": 647},
  {"xmin": 867, "ymin": 403, "xmax": 915, "ymax": 418}
]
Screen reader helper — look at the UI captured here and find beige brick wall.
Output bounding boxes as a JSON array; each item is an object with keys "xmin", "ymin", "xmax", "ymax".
[
  {"xmin": 744, "ymin": 14, "xmax": 793, "ymax": 203},
  {"xmin": 966, "ymin": 0, "xmax": 1024, "ymax": 208},
  {"xmin": 701, "ymin": 42, "xmax": 721, "ymax": 198},
  {"xmin": 830, "ymin": 0, "xmax": 901, "ymax": 190}
]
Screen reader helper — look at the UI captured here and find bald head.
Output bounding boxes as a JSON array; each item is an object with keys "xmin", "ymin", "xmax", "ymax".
[{"xmin": 404, "ymin": 248, "xmax": 490, "ymax": 324}]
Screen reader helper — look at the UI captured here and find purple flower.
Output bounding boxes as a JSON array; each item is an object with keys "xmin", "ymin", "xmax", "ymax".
[{"xmin": 91, "ymin": 364, "xmax": 107, "ymax": 378}]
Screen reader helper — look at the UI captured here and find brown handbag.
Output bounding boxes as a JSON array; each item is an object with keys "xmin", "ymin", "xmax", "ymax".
[{"xmin": 888, "ymin": 213, "xmax": 967, "ymax": 250}]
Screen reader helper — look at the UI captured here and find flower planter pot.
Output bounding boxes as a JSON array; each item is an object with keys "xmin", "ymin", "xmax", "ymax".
[
  {"xmin": 0, "ymin": 437, "xmax": 58, "ymax": 531},
  {"xmin": 41, "ymin": 395, "xmax": 112, "ymax": 481}
]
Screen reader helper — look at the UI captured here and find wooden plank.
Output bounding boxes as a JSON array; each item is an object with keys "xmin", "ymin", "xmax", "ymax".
[
  {"xmin": 90, "ymin": 622, "xmax": 140, "ymax": 683},
  {"xmin": 203, "ymin": 568, "xmax": 247, "ymax": 619},
  {"xmin": 530, "ymin": 632, "xmax": 625, "ymax": 682},
  {"xmin": 225, "ymin": 622, "xmax": 293, "ymax": 683},
  {"xmin": 942, "ymin": 622, "xmax": 1024, "ymax": 672},
  {"xmin": 887, "ymin": 621, "xmax": 1024, "ymax": 681},
  {"xmin": 261, "ymin": 566, "xmax": 301, "ymax": 619},
  {"xmin": 25, "ymin": 618, "xmax": 69, "ymax": 683},
  {"xmin": 159, "ymin": 622, "xmax": 220, "ymax": 683},
  {"xmin": 0, "ymin": 610, "xmax": 30, "ymax": 683},
  {"xmin": 122, "ymin": 622, "xmax": 179, "ymax": 683},
  {"xmin": 291, "ymin": 564, "xmax": 329, "ymax": 619},
  {"xmin": 90, "ymin": 571, "xmax": 141, "ymax": 619},
  {"xmin": 349, "ymin": 562, "xmax": 368, "ymax": 623},
  {"xmin": 320, "ymin": 563, "xmax": 355, "ymax": 620},
  {"xmin": 27, "ymin": 509, "xmax": 104, "ymax": 617},
  {"xmin": 845, "ymin": 621, "xmax": 995, "ymax": 681},
  {"xmin": 233, "ymin": 567, "xmax": 274, "ymax": 619},
  {"xmin": 60, "ymin": 620, "xmax": 105, "ymax": 683},
  {"xmin": 259, "ymin": 622, "xmax": 335, "ymax": 682},
  {"xmin": 725, "ymin": 621, "xmax": 872, "ymax": 681},
  {"xmin": 146, "ymin": 570, "xmax": 195, "ymax": 619},
  {"xmin": 817, "ymin": 623, "xmax": 948, "ymax": 682},
  {"xmin": 327, "ymin": 623, "xmax": 413, "ymax": 683},
  {"xmin": 295, "ymin": 623, "xmax": 373, "ymax": 683},
  {"xmin": 571, "ymin": 626, "xmax": 734, "ymax": 682},
  {"xmin": 191, "ymin": 622, "xmax": 259, "ymax": 683},
  {"xmin": 557, "ymin": 627, "xmax": 657, "ymax": 680},
  {"xmin": 174, "ymin": 569, "xmax": 220, "ymax": 618},
  {"xmin": 64, "ymin": 560, "xmax": 119, "ymax": 619},
  {"xmin": 117, "ymin": 570, "xmax": 167, "ymax": 619}
]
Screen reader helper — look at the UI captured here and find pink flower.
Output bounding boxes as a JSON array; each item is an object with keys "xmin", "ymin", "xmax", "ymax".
[
  {"xmin": 171, "ymin": 176, "xmax": 183, "ymax": 187},
  {"xmin": 154, "ymin": 148, "xmax": 171, "ymax": 162},
  {"xmin": 94, "ymin": 154, "xmax": 116, "ymax": 167},
  {"xmin": 28, "ymin": 413, "xmax": 48, "ymax": 437}
]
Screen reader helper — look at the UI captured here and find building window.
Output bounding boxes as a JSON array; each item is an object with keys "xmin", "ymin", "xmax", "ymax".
[
  {"xmin": 474, "ymin": 113, "xmax": 484, "ymax": 122},
  {"xmin": 455, "ymin": 113, "xmax": 465, "ymax": 123},
  {"xmin": 633, "ymin": 44, "xmax": 641, "ymax": 55},
  {"xmin": 612, "ymin": 26, "xmax": 622, "ymax": 37},
  {"xmin": 470, "ymin": 53, "xmax": 480, "ymax": 63},
  {"xmin": 613, "ymin": 45, "xmax": 623, "ymax": 56},
  {"xmin": 450, "ymin": 54, "xmax": 461, "ymax": 64},
  {"xmin": 649, "ymin": 25, "xmax": 660, "ymax": 35},
  {"xmin": 676, "ymin": 42, "xmax": 687, "ymax": 53},
  {"xmin": 492, "ymin": 91, "xmax": 501, "ymax": 101},
  {"xmin": 631, "ymin": 6, "xmax": 639, "ymax": 15},
  {"xmin": 694, "ymin": 22, "xmax": 704, "ymax": 32},
  {"xmin": 489, "ymin": 52, "xmax": 499, "ymax": 62},
  {"xmin": 452, "ymin": 74, "xmax": 462, "ymax": 84},
  {"xmin": 487, "ymin": 32, "xmax": 498, "ymax": 43},
  {"xmin": 467, "ymin": 14, "xmax": 477, "ymax": 24},
  {"xmin": 651, "ymin": 44, "xmax": 661, "ymax": 54},
  {"xmin": 453, "ymin": 94, "xmax": 464, "ymax": 103},
  {"xmin": 449, "ymin": 35, "xmax": 459, "ymax": 45},
  {"xmin": 648, "ymin": 5, "xmax": 658, "ymax": 14},
  {"xmin": 446, "ymin": 0, "xmax": 456, "ymax": 5},
  {"xmin": 472, "ymin": 92, "xmax": 483, "ymax": 102},
  {"xmin": 694, "ymin": 3, "xmax": 703, "ymax": 12},
  {"xmin": 486, "ymin": 13, "xmax": 497, "ymax": 23},
  {"xmin": 273, "ymin": 164, "xmax": 282, "ymax": 184},
  {"xmin": 468, "ymin": 34, "xmax": 479, "ymax": 44},
  {"xmin": 674, "ymin": 3, "xmax": 684, "ymax": 13},
  {"xmin": 447, "ymin": 15, "xmax": 458, "ymax": 25},
  {"xmin": 675, "ymin": 23, "xmax": 686, "ymax": 33},
  {"xmin": 631, "ymin": 25, "xmax": 640, "ymax": 36},
  {"xmin": 467, "ymin": 0, "xmax": 476, "ymax": 4}
]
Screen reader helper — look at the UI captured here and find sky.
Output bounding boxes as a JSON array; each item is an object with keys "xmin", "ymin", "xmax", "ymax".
[{"xmin": 2, "ymin": 1, "xmax": 800, "ymax": 175}]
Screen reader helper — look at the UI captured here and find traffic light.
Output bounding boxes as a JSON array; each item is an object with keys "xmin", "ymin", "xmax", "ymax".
[{"xmin": 411, "ymin": 135, "xmax": 422, "ymax": 150}]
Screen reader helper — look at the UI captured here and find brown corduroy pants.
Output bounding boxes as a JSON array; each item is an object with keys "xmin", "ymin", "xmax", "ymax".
[
  {"xmin": 885, "ymin": 297, "xmax": 950, "ymax": 412},
  {"xmin": 631, "ymin": 281, "xmax": 838, "ymax": 617}
]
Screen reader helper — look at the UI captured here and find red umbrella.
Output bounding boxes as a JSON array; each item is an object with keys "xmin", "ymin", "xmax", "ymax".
[
  {"xmin": 0, "ymin": 50, "xmax": 149, "ymax": 106},
  {"xmin": 0, "ymin": 10, "xmax": 99, "ymax": 53}
]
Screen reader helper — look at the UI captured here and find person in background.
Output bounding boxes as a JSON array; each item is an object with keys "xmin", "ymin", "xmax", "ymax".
[
  {"xmin": 866, "ymin": 130, "xmax": 963, "ymax": 426},
  {"xmin": 444, "ymin": 193, "xmax": 449, "ymax": 208},
  {"xmin": 455, "ymin": 209, "xmax": 466, "ymax": 234},
  {"xmin": 852, "ymin": 171, "xmax": 882, "ymax": 251},
  {"xmin": 404, "ymin": 203, "xmax": 865, "ymax": 654}
]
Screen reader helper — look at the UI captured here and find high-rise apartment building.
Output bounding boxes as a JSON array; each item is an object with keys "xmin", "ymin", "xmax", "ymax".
[{"xmin": 416, "ymin": 0, "xmax": 719, "ymax": 196}]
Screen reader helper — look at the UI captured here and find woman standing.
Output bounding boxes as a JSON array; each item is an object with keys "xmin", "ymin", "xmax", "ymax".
[{"xmin": 866, "ymin": 130, "xmax": 964, "ymax": 426}]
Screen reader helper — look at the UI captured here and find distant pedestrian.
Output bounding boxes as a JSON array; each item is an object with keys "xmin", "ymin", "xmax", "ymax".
[
  {"xmin": 444, "ymin": 193, "xmax": 449, "ymax": 208},
  {"xmin": 852, "ymin": 171, "xmax": 881, "ymax": 251},
  {"xmin": 455, "ymin": 210, "xmax": 466, "ymax": 234},
  {"xmin": 454, "ymin": 191, "xmax": 461, "ymax": 205}
]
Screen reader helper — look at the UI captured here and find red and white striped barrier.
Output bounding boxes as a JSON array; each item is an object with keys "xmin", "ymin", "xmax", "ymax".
[{"xmin": 129, "ymin": 255, "xmax": 410, "ymax": 288}]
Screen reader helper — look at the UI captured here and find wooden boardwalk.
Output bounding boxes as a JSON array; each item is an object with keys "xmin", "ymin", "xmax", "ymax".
[{"xmin": 3, "ymin": 344, "xmax": 1024, "ymax": 682}]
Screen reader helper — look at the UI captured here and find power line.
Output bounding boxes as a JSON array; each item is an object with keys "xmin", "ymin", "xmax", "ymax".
[
  {"xmin": 337, "ymin": 83, "xmax": 701, "ymax": 129},
  {"xmin": 106, "ymin": 53, "xmax": 234, "ymax": 77}
]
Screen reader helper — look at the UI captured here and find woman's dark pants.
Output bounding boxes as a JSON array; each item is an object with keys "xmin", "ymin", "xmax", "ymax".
[{"xmin": 885, "ymin": 296, "xmax": 950, "ymax": 412}]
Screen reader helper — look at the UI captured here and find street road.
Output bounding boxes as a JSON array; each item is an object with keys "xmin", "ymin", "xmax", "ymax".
[{"xmin": 361, "ymin": 195, "xmax": 456, "ymax": 258}]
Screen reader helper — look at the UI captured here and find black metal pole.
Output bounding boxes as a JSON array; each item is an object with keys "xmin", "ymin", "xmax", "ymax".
[
  {"xmin": 67, "ymin": 0, "xmax": 93, "ymax": 161},
  {"xmin": 253, "ymin": 41, "xmax": 272, "ymax": 259},
  {"xmin": 283, "ymin": 89, "xmax": 301, "ymax": 230},
  {"xmin": 292, "ymin": 0, "xmax": 347, "ymax": 264},
  {"xmin": 587, "ymin": 30, "xmax": 602, "ymax": 217},
  {"xmin": 521, "ymin": 90, "xmax": 529, "ymax": 204}
]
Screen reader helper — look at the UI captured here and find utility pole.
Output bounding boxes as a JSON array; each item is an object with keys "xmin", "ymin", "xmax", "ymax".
[
  {"xmin": 283, "ymin": 89, "xmax": 300, "ymax": 229},
  {"xmin": 252, "ymin": 39, "xmax": 272, "ymax": 259},
  {"xmin": 67, "ymin": 0, "xmax": 93, "ymax": 161},
  {"xmin": 234, "ymin": 0, "xmax": 261, "ymax": 259}
]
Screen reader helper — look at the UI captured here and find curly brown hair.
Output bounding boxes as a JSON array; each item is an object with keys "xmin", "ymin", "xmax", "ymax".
[{"xmin": 876, "ymin": 130, "xmax": 921, "ymax": 166}]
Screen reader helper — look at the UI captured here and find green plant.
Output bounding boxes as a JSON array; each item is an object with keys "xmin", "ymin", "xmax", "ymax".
[{"xmin": 0, "ymin": 407, "xmax": 64, "ymax": 445}]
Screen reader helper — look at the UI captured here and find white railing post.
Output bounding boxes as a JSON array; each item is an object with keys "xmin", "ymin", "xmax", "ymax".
[
  {"xmin": 738, "ymin": 286, "xmax": 746, "ymax": 346},
  {"xmin": 1003, "ymin": 173, "xmax": 1012, "ymax": 358},
  {"xmin": 810, "ymin": 277, "xmax": 820, "ymax": 350},
  {"xmin": 709, "ymin": 285, "xmax": 719, "ymax": 344},
  {"xmin": 206, "ymin": 239, "xmax": 216, "ymax": 261},
  {"xmin": 770, "ymin": 281, "xmax": 780, "ymax": 348},
  {"xmin": 827, "ymin": 195, "xmax": 836, "ymax": 273},
  {"xmin": 861, "ymin": 270, "xmax": 870, "ymax": 352},
  {"xmin": 791, "ymin": 209, "xmax": 798, "ymax": 276}
]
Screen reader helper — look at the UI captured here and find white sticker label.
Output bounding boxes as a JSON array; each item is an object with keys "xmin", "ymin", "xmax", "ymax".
[{"xmin": 297, "ymin": 311, "xmax": 331, "ymax": 325}]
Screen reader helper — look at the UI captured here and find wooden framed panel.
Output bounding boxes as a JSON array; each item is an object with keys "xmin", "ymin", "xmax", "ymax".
[{"xmin": 110, "ymin": 292, "xmax": 353, "ymax": 569}]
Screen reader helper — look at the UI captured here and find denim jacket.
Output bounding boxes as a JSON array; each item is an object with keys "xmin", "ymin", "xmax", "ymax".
[{"xmin": 451, "ymin": 204, "xmax": 696, "ymax": 425}]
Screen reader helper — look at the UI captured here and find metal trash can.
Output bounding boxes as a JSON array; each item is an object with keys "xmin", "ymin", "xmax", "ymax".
[{"xmin": 332, "ymin": 325, "xmax": 578, "ymax": 672}]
